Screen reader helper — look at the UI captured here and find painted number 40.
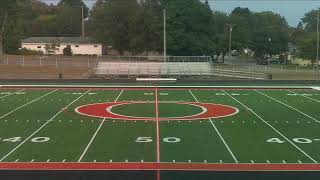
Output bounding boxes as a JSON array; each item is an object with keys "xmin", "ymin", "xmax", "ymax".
[
  {"xmin": 0, "ymin": 137, "xmax": 50, "ymax": 143},
  {"xmin": 136, "ymin": 137, "xmax": 181, "ymax": 143},
  {"xmin": 267, "ymin": 137, "xmax": 314, "ymax": 144}
]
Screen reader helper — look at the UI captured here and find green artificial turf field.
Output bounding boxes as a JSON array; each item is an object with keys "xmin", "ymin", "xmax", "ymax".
[{"xmin": 0, "ymin": 85, "xmax": 320, "ymax": 172}]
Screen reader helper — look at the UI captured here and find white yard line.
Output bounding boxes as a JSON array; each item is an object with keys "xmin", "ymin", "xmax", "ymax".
[
  {"xmin": 0, "ymin": 89, "xmax": 25, "ymax": 99},
  {"xmin": 77, "ymin": 89, "xmax": 124, "ymax": 162},
  {"xmin": 255, "ymin": 90, "xmax": 320, "ymax": 124},
  {"xmin": 287, "ymin": 90, "xmax": 320, "ymax": 103},
  {"xmin": 189, "ymin": 90, "xmax": 239, "ymax": 163},
  {"xmin": 222, "ymin": 90, "xmax": 318, "ymax": 163},
  {"xmin": 0, "ymin": 90, "xmax": 91, "ymax": 162},
  {"xmin": 0, "ymin": 89, "xmax": 58, "ymax": 120},
  {"xmin": 77, "ymin": 118, "xmax": 106, "ymax": 162}
]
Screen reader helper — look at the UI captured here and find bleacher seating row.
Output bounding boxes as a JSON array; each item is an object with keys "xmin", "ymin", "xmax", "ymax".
[{"xmin": 89, "ymin": 62, "xmax": 214, "ymax": 79}]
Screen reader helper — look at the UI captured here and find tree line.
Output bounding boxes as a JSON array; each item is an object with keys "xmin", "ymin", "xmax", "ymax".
[{"xmin": 0, "ymin": 0, "xmax": 319, "ymax": 63}]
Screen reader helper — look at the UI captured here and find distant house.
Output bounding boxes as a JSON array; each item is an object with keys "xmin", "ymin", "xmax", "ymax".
[{"xmin": 21, "ymin": 37, "xmax": 102, "ymax": 56}]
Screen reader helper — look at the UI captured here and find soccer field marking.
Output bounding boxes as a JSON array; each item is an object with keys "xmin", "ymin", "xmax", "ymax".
[
  {"xmin": 287, "ymin": 90, "xmax": 320, "ymax": 103},
  {"xmin": 155, "ymin": 87, "xmax": 160, "ymax": 163},
  {"xmin": 0, "ymin": 89, "xmax": 25, "ymax": 99},
  {"xmin": 0, "ymin": 90, "xmax": 91, "ymax": 162},
  {"xmin": 222, "ymin": 90, "xmax": 318, "ymax": 163},
  {"xmin": 255, "ymin": 90, "xmax": 320, "ymax": 124},
  {"xmin": 188, "ymin": 90, "xmax": 239, "ymax": 163},
  {"xmin": 77, "ymin": 89, "xmax": 124, "ymax": 162},
  {"xmin": 0, "ymin": 89, "xmax": 58, "ymax": 120}
]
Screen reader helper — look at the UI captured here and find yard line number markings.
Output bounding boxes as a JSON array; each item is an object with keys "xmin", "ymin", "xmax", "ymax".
[
  {"xmin": 189, "ymin": 89, "xmax": 239, "ymax": 163},
  {"xmin": 0, "ymin": 89, "xmax": 91, "ymax": 162},
  {"xmin": 78, "ymin": 89, "xmax": 124, "ymax": 162},
  {"xmin": 0, "ymin": 89, "xmax": 58, "ymax": 120},
  {"xmin": 255, "ymin": 90, "xmax": 320, "ymax": 124},
  {"xmin": 0, "ymin": 89, "xmax": 25, "ymax": 99},
  {"xmin": 222, "ymin": 90, "xmax": 318, "ymax": 163},
  {"xmin": 287, "ymin": 90, "xmax": 320, "ymax": 103}
]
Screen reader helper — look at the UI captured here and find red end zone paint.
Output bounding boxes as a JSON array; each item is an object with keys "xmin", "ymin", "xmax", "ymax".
[
  {"xmin": 75, "ymin": 102, "xmax": 239, "ymax": 121},
  {"xmin": 1, "ymin": 162, "xmax": 320, "ymax": 171}
]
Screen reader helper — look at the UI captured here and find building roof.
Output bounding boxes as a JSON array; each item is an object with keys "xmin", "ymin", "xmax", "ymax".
[{"xmin": 21, "ymin": 37, "xmax": 99, "ymax": 44}]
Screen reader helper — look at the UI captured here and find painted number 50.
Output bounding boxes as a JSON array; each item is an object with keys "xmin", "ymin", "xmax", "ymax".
[{"xmin": 136, "ymin": 137, "xmax": 181, "ymax": 143}]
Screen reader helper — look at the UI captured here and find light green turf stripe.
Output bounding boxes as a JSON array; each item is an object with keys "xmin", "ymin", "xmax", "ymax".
[
  {"xmin": 222, "ymin": 90, "xmax": 318, "ymax": 163},
  {"xmin": 0, "ymin": 90, "xmax": 91, "ymax": 162},
  {"xmin": 189, "ymin": 90, "xmax": 238, "ymax": 163}
]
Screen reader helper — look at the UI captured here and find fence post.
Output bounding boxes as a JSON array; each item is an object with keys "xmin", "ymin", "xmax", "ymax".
[
  {"xmin": 264, "ymin": 65, "xmax": 267, "ymax": 74},
  {"xmin": 87, "ymin": 59, "xmax": 90, "ymax": 68},
  {"xmin": 6, "ymin": 56, "xmax": 8, "ymax": 65},
  {"xmin": 232, "ymin": 64, "xmax": 235, "ymax": 72},
  {"xmin": 55, "ymin": 57, "xmax": 58, "ymax": 68},
  {"xmin": 40, "ymin": 57, "xmax": 42, "ymax": 66},
  {"xmin": 22, "ymin": 56, "xmax": 25, "ymax": 66}
]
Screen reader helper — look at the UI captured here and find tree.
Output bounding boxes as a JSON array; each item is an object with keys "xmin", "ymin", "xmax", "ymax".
[
  {"xmin": 162, "ymin": 0, "xmax": 215, "ymax": 56},
  {"xmin": 89, "ymin": 0, "xmax": 141, "ymax": 54},
  {"xmin": 229, "ymin": 7, "xmax": 254, "ymax": 51},
  {"xmin": 45, "ymin": 41, "xmax": 60, "ymax": 54},
  {"xmin": 0, "ymin": 0, "xmax": 16, "ymax": 55},
  {"xmin": 63, "ymin": 46, "xmax": 72, "ymax": 56},
  {"xmin": 212, "ymin": 11, "xmax": 229, "ymax": 62},
  {"xmin": 56, "ymin": 5, "xmax": 83, "ymax": 36},
  {"xmin": 58, "ymin": 0, "xmax": 89, "ymax": 17},
  {"xmin": 301, "ymin": 8, "xmax": 320, "ymax": 32},
  {"xmin": 252, "ymin": 12, "xmax": 289, "ymax": 62}
]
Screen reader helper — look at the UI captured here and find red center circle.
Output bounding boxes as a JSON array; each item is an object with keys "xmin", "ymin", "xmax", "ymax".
[{"xmin": 75, "ymin": 102, "xmax": 239, "ymax": 121}]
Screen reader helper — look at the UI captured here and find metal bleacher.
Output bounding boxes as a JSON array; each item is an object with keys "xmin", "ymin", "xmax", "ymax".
[{"xmin": 83, "ymin": 56, "xmax": 214, "ymax": 79}]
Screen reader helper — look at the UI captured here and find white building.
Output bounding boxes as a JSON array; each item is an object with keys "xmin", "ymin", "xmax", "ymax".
[{"xmin": 21, "ymin": 37, "xmax": 103, "ymax": 56}]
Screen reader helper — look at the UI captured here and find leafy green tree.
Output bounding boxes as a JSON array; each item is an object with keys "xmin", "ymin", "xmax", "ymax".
[
  {"xmin": 212, "ymin": 11, "xmax": 229, "ymax": 62},
  {"xmin": 45, "ymin": 41, "xmax": 61, "ymax": 54},
  {"xmin": 229, "ymin": 7, "xmax": 254, "ymax": 50},
  {"xmin": 58, "ymin": 0, "xmax": 89, "ymax": 17},
  {"xmin": 252, "ymin": 12, "xmax": 289, "ymax": 61},
  {"xmin": 301, "ymin": 8, "xmax": 320, "ymax": 32},
  {"xmin": 63, "ymin": 46, "xmax": 72, "ymax": 56},
  {"xmin": 162, "ymin": 0, "xmax": 215, "ymax": 56}
]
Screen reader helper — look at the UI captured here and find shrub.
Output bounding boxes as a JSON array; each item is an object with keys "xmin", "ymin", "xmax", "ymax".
[
  {"xmin": 63, "ymin": 46, "xmax": 72, "ymax": 56},
  {"xmin": 16, "ymin": 48, "xmax": 44, "ymax": 56}
]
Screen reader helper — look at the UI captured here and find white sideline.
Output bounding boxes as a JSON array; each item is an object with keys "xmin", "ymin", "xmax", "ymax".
[
  {"xmin": 255, "ymin": 90, "xmax": 320, "ymax": 124},
  {"xmin": 287, "ymin": 90, "xmax": 320, "ymax": 103},
  {"xmin": 0, "ymin": 84, "xmax": 315, "ymax": 89},
  {"xmin": 222, "ymin": 90, "xmax": 318, "ymax": 163},
  {"xmin": 311, "ymin": 87, "xmax": 320, "ymax": 91},
  {"xmin": 188, "ymin": 89, "xmax": 239, "ymax": 163},
  {"xmin": 0, "ymin": 89, "xmax": 25, "ymax": 99},
  {"xmin": 0, "ymin": 90, "xmax": 91, "ymax": 162},
  {"xmin": 0, "ymin": 89, "xmax": 58, "ymax": 120},
  {"xmin": 77, "ymin": 89, "xmax": 124, "ymax": 162}
]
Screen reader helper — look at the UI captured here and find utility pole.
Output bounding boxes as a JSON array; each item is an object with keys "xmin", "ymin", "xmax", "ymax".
[
  {"xmin": 317, "ymin": 11, "xmax": 319, "ymax": 80},
  {"xmin": 163, "ymin": 9, "xmax": 166, "ymax": 62},
  {"xmin": 0, "ymin": 11, "xmax": 8, "ymax": 55},
  {"xmin": 81, "ymin": 5, "xmax": 84, "ymax": 37},
  {"xmin": 228, "ymin": 24, "xmax": 233, "ymax": 61}
]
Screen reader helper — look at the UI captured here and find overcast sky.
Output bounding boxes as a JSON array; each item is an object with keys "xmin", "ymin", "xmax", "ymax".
[{"xmin": 41, "ymin": 0, "xmax": 320, "ymax": 27}]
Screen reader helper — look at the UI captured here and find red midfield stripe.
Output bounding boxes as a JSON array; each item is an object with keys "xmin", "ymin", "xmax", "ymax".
[
  {"xmin": 154, "ymin": 87, "xmax": 161, "ymax": 163},
  {"xmin": 1, "ymin": 163, "xmax": 320, "ymax": 171}
]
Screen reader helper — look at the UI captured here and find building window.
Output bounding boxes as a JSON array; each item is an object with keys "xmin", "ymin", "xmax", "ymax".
[
  {"xmin": 75, "ymin": 45, "xmax": 79, "ymax": 47},
  {"xmin": 94, "ymin": 45, "xmax": 98, "ymax": 48},
  {"xmin": 37, "ymin": 46, "xmax": 41, "ymax": 48}
]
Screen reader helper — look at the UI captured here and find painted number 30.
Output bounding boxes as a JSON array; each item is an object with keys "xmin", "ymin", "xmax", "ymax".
[{"xmin": 136, "ymin": 137, "xmax": 181, "ymax": 143}]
